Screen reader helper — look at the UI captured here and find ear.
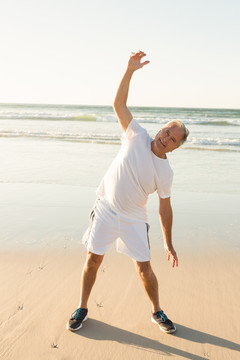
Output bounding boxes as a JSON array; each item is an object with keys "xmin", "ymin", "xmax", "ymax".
[{"xmin": 173, "ymin": 144, "xmax": 180, "ymax": 151}]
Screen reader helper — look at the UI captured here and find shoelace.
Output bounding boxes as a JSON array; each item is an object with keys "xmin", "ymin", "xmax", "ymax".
[
  {"xmin": 156, "ymin": 310, "xmax": 168, "ymax": 323},
  {"xmin": 71, "ymin": 308, "xmax": 86, "ymax": 320}
]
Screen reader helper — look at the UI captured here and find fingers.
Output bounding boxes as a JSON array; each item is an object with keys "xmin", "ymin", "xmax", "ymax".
[
  {"xmin": 172, "ymin": 256, "xmax": 178, "ymax": 268},
  {"xmin": 131, "ymin": 50, "xmax": 145, "ymax": 54},
  {"xmin": 175, "ymin": 254, "xmax": 179, "ymax": 267},
  {"xmin": 131, "ymin": 50, "xmax": 147, "ymax": 58},
  {"xmin": 166, "ymin": 250, "xmax": 178, "ymax": 268},
  {"xmin": 172, "ymin": 254, "xmax": 178, "ymax": 268}
]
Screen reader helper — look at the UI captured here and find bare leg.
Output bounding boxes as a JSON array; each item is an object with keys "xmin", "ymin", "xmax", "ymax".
[
  {"xmin": 134, "ymin": 260, "xmax": 161, "ymax": 313},
  {"xmin": 79, "ymin": 252, "xmax": 104, "ymax": 309}
]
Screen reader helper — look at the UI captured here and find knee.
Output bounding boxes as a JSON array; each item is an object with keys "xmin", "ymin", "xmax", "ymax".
[
  {"xmin": 86, "ymin": 252, "xmax": 103, "ymax": 271},
  {"xmin": 136, "ymin": 262, "xmax": 152, "ymax": 279}
]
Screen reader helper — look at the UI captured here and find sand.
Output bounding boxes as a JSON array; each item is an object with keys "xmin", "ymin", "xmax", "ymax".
[
  {"xmin": 0, "ymin": 243, "xmax": 239, "ymax": 360},
  {"xmin": 0, "ymin": 183, "xmax": 239, "ymax": 359}
]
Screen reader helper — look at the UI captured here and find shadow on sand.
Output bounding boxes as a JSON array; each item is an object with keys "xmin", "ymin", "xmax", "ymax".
[
  {"xmin": 74, "ymin": 319, "xmax": 239, "ymax": 359},
  {"xmin": 174, "ymin": 324, "xmax": 240, "ymax": 352}
]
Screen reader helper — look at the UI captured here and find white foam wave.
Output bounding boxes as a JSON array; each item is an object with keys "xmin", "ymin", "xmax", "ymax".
[
  {"xmin": 1, "ymin": 130, "xmax": 239, "ymax": 150},
  {"xmin": 188, "ymin": 137, "xmax": 240, "ymax": 146}
]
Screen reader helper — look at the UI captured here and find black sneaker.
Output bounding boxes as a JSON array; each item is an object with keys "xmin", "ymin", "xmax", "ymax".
[
  {"xmin": 151, "ymin": 310, "xmax": 176, "ymax": 334},
  {"xmin": 66, "ymin": 308, "xmax": 88, "ymax": 331}
]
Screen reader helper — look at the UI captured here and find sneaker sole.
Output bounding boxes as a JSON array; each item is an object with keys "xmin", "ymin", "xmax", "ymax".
[
  {"xmin": 151, "ymin": 317, "xmax": 176, "ymax": 334},
  {"xmin": 66, "ymin": 314, "xmax": 88, "ymax": 331}
]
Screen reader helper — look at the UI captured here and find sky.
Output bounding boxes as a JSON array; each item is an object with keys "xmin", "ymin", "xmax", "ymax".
[{"xmin": 0, "ymin": 0, "xmax": 239, "ymax": 108}]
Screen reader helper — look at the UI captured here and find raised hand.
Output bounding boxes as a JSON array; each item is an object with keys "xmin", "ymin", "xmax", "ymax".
[{"xmin": 127, "ymin": 50, "xmax": 150, "ymax": 72}]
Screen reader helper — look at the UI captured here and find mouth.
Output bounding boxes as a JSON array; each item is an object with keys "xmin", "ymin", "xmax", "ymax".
[{"xmin": 158, "ymin": 139, "xmax": 166, "ymax": 148}]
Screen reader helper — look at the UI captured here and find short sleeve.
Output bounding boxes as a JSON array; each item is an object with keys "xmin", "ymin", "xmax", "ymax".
[
  {"xmin": 121, "ymin": 118, "xmax": 146, "ymax": 142},
  {"xmin": 157, "ymin": 177, "xmax": 173, "ymax": 199}
]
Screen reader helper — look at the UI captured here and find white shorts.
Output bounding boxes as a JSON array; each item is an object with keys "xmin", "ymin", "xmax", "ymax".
[{"xmin": 82, "ymin": 197, "xmax": 150, "ymax": 262}]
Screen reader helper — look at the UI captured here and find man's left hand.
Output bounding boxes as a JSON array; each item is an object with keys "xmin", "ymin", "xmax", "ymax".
[{"xmin": 164, "ymin": 244, "xmax": 178, "ymax": 268}]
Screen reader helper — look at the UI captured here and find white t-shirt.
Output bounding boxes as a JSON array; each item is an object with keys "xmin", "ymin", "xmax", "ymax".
[{"xmin": 96, "ymin": 119, "xmax": 173, "ymax": 221}]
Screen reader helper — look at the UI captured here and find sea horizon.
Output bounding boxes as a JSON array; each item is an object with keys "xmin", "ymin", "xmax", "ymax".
[{"xmin": 0, "ymin": 101, "xmax": 240, "ymax": 111}]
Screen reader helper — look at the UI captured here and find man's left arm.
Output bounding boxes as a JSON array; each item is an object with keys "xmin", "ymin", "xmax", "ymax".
[{"xmin": 158, "ymin": 195, "xmax": 178, "ymax": 268}]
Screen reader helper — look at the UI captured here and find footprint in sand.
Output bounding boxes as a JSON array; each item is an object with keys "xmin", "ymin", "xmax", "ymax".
[
  {"xmin": 95, "ymin": 301, "xmax": 104, "ymax": 308},
  {"xmin": 38, "ymin": 262, "xmax": 47, "ymax": 270}
]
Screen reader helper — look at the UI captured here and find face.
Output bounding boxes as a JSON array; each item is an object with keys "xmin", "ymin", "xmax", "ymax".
[{"xmin": 151, "ymin": 124, "xmax": 184, "ymax": 158}]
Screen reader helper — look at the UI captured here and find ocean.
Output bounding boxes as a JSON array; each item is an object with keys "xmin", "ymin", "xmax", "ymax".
[
  {"xmin": 0, "ymin": 103, "xmax": 239, "ymax": 193},
  {"xmin": 0, "ymin": 103, "xmax": 240, "ymax": 150},
  {"xmin": 0, "ymin": 103, "xmax": 239, "ymax": 250}
]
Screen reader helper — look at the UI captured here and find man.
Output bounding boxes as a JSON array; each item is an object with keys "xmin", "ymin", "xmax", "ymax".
[{"xmin": 66, "ymin": 51, "xmax": 189, "ymax": 334}]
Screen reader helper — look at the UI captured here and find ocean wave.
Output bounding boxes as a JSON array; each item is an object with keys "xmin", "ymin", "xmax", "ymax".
[
  {"xmin": 0, "ymin": 130, "xmax": 121, "ymax": 144},
  {"xmin": 1, "ymin": 107, "xmax": 240, "ymax": 126},
  {"xmin": 185, "ymin": 119, "xmax": 240, "ymax": 126},
  {"xmin": 188, "ymin": 120, "xmax": 240, "ymax": 126},
  {"xmin": 188, "ymin": 137, "xmax": 240, "ymax": 147},
  {"xmin": 1, "ymin": 130, "xmax": 239, "ymax": 150},
  {"xmin": 183, "ymin": 146, "xmax": 240, "ymax": 153},
  {"xmin": 0, "ymin": 114, "xmax": 97, "ymax": 122},
  {"xmin": 96, "ymin": 116, "xmax": 240, "ymax": 126}
]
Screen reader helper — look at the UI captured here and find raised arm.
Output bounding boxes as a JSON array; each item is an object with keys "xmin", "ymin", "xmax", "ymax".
[
  {"xmin": 158, "ymin": 195, "xmax": 178, "ymax": 268},
  {"xmin": 113, "ymin": 51, "xmax": 150, "ymax": 132}
]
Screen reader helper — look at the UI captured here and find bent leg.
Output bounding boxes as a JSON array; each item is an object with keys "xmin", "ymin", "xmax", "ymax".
[
  {"xmin": 79, "ymin": 251, "xmax": 104, "ymax": 308},
  {"xmin": 134, "ymin": 260, "xmax": 161, "ymax": 313}
]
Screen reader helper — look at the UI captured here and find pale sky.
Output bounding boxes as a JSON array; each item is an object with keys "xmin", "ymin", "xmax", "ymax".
[{"xmin": 0, "ymin": 0, "xmax": 239, "ymax": 108}]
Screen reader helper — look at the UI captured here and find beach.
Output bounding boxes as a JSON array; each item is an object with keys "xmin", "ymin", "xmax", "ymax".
[
  {"xmin": 0, "ymin": 183, "xmax": 240, "ymax": 359},
  {"xmin": 0, "ymin": 246, "xmax": 239, "ymax": 360},
  {"xmin": 0, "ymin": 104, "xmax": 240, "ymax": 359}
]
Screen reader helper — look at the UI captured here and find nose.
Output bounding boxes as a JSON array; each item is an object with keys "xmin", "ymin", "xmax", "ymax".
[{"xmin": 162, "ymin": 134, "xmax": 170, "ymax": 144}]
